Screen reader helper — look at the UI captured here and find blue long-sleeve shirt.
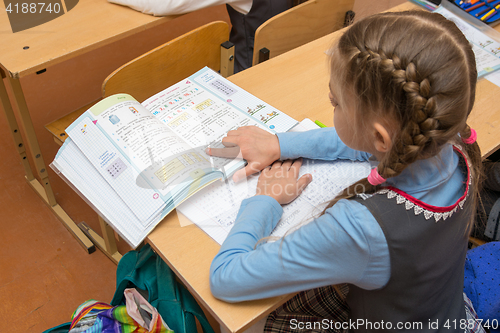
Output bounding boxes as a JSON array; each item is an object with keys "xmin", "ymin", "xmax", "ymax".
[{"xmin": 210, "ymin": 128, "xmax": 464, "ymax": 302}]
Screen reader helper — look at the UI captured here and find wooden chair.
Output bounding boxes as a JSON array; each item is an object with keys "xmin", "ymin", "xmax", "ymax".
[
  {"xmin": 102, "ymin": 21, "xmax": 233, "ymax": 101},
  {"xmin": 469, "ymin": 236, "xmax": 487, "ymax": 248},
  {"xmin": 252, "ymin": 0, "xmax": 355, "ymax": 65},
  {"xmin": 46, "ymin": 21, "xmax": 234, "ymax": 263},
  {"xmin": 46, "ymin": 21, "xmax": 234, "ymax": 146}
]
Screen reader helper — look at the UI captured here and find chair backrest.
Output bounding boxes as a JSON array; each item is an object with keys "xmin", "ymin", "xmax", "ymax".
[
  {"xmin": 252, "ymin": 0, "xmax": 355, "ymax": 66},
  {"xmin": 102, "ymin": 21, "xmax": 231, "ymax": 102}
]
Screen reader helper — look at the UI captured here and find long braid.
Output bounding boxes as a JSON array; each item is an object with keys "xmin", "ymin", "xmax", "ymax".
[
  {"xmin": 324, "ymin": 11, "xmax": 480, "ymax": 220},
  {"xmin": 460, "ymin": 124, "xmax": 484, "ymax": 233},
  {"xmin": 323, "ymin": 55, "xmax": 442, "ymax": 211}
]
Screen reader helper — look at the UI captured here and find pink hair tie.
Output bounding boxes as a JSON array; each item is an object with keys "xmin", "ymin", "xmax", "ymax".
[
  {"xmin": 367, "ymin": 167, "xmax": 386, "ymax": 186},
  {"xmin": 462, "ymin": 128, "xmax": 477, "ymax": 145}
]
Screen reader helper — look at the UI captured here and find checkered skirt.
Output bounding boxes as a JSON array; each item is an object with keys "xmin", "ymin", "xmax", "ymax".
[
  {"xmin": 264, "ymin": 284, "xmax": 350, "ymax": 333},
  {"xmin": 264, "ymin": 285, "xmax": 485, "ymax": 333}
]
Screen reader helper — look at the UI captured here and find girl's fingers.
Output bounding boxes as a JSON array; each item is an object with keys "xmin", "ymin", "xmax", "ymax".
[
  {"xmin": 288, "ymin": 158, "xmax": 303, "ymax": 177},
  {"xmin": 291, "ymin": 157, "xmax": 303, "ymax": 168},
  {"xmin": 233, "ymin": 162, "xmax": 265, "ymax": 183},
  {"xmin": 225, "ymin": 129, "xmax": 243, "ymax": 137},
  {"xmin": 297, "ymin": 174, "xmax": 313, "ymax": 193},
  {"xmin": 207, "ymin": 137, "xmax": 240, "ymax": 157},
  {"xmin": 260, "ymin": 164, "xmax": 272, "ymax": 177},
  {"xmin": 221, "ymin": 139, "xmax": 239, "ymax": 147},
  {"xmin": 271, "ymin": 160, "xmax": 282, "ymax": 169},
  {"xmin": 207, "ymin": 146, "xmax": 241, "ymax": 158},
  {"xmin": 281, "ymin": 159, "xmax": 293, "ymax": 170}
]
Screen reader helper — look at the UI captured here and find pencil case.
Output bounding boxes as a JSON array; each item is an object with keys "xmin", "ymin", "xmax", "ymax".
[{"xmin": 450, "ymin": 0, "xmax": 500, "ymax": 26}]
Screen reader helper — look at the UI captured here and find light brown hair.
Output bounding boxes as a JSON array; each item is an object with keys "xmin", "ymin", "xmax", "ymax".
[{"xmin": 325, "ymin": 10, "xmax": 481, "ymax": 231}]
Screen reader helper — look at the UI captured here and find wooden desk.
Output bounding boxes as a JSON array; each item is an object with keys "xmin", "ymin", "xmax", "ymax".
[
  {"xmin": 147, "ymin": 2, "xmax": 500, "ymax": 332},
  {"xmin": 0, "ymin": 0, "xmax": 178, "ymax": 253}
]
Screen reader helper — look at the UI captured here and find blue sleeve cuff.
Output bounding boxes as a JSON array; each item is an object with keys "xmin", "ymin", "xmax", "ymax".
[{"xmin": 236, "ymin": 195, "xmax": 284, "ymax": 232}]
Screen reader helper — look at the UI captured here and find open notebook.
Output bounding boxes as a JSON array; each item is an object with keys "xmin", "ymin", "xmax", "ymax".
[{"xmin": 177, "ymin": 119, "xmax": 371, "ymax": 245}]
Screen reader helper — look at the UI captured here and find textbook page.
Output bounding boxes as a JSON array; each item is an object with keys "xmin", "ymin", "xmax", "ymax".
[
  {"xmin": 51, "ymin": 138, "xmax": 162, "ymax": 247},
  {"xmin": 69, "ymin": 95, "xmax": 217, "ymax": 195},
  {"xmin": 177, "ymin": 119, "xmax": 371, "ymax": 245},
  {"xmin": 65, "ymin": 98, "xmax": 168, "ymax": 224},
  {"xmin": 51, "ymin": 135, "xmax": 220, "ymax": 248},
  {"xmin": 141, "ymin": 77, "xmax": 261, "ymax": 176},
  {"xmin": 142, "ymin": 67, "xmax": 298, "ymax": 176}
]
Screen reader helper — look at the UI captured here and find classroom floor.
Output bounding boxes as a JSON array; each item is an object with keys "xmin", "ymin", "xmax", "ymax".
[{"xmin": 0, "ymin": 0, "xmax": 405, "ymax": 332}]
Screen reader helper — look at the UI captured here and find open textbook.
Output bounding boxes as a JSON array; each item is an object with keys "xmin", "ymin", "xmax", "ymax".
[
  {"xmin": 50, "ymin": 67, "xmax": 298, "ymax": 248},
  {"xmin": 177, "ymin": 119, "xmax": 371, "ymax": 245}
]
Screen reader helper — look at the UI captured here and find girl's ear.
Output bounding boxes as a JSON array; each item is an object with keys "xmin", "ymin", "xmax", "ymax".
[{"xmin": 373, "ymin": 122, "xmax": 392, "ymax": 153}]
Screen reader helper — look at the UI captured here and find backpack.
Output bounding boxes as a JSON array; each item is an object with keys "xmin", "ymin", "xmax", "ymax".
[
  {"xmin": 43, "ymin": 244, "xmax": 214, "ymax": 333},
  {"xmin": 110, "ymin": 244, "xmax": 214, "ymax": 333}
]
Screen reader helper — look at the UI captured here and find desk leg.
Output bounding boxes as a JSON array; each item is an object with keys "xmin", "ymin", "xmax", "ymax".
[
  {"xmin": 0, "ymin": 73, "xmax": 95, "ymax": 253},
  {"xmin": 6, "ymin": 76, "xmax": 56, "ymax": 204},
  {"xmin": 0, "ymin": 74, "xmax": 34, "ymax": 181},
  {"xmin": 78, "ymin": 217, "xmax": 123, "ymax": 264}
]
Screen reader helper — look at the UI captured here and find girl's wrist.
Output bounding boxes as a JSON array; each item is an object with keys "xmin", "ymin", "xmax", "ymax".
[
  {"xmin": 273, "ymin": 134, "xmax": 282, "ymax": 161},
  {"xmin": 252, "ymin": 194, "xmax": 281, "ymax": 208},
  {"xmin": 255, "ymin": 193, "xmax": 280, "ymax": 204}
]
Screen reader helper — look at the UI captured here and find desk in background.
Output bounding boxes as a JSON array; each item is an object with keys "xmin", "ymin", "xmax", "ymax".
[
  {"xmin": 147, "ymin": 2, "xmax": 500, "ymax": 332},
  {"xmin": 0, "ymin": 0, "xmax": 221, "ymax": 256}
]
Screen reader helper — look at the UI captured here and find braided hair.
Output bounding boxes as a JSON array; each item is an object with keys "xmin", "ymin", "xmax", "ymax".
[{"xmin": 324, "ymin": 10, "xmax": 481, "ymax": 227}]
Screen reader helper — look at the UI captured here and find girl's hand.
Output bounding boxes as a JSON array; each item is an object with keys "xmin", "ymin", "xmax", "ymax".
[
  {"xmin": 256, "ymin": 159, "xmax": 312, "ymax": 205},
  {"xmin": 207, "ymin": 126, "xmax": 281, "ymax": 182}
]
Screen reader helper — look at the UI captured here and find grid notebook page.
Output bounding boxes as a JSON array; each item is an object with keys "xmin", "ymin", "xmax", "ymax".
[{"xmin": 177, "ymin": 119, "xmax": 370, "ymax": 245}]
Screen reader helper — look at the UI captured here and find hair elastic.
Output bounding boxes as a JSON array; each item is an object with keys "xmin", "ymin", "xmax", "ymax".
[
  {"xmin": 367, "ymin": 168, "xmax": 386, "ymax": 186},
  {"xmin": 462, "ymin": 128, "xmax": 477, "ymax": 145}
]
